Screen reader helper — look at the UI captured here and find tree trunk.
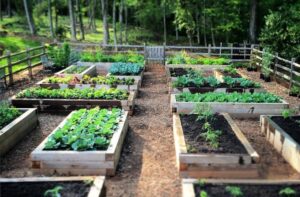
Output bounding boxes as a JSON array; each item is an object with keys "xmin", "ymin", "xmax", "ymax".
[
  {"xmin": 23, "ymin": 0, "xmax": 36, "ymax": 35},
  {"xmin": 187, "ymin": 31, "xmax": 192, "ymax": 46},
  {"xmin": 0, "ymin": 0, "xmax": 2, "ymax": 21},
  {"xmin": 113, "ymin": 0, "xmax": 117, "ymax": 46},
  {"xmin": 68, "ymin": 0, "xmax": 77, "ymax": 40},
  {"xmin": 163, "ymin": 1, "xmax": 167, "ymax": 44},
  {"xmin": 77, "ymin": 0, "xmax": 85, "ymax": 40},
  {"xmin": 88, "ymin": 0, "xmax": 96, "ymax": 32},
  {"xmin": 175, "ymin": 24, "xmax": 179, "ymax": 41},
  {"xmin": 124, "ymin": 0, "xmax": 128, "ymax": 44},
  {"xmin": 196, "ymin": 8, "xmax": 200, "ymax": 45},
  {"xmin": 48, "ymin": 0, "xmax": 54, "ymax": 38},
  {"xmin": 249, "ymin": 0, "xmax": 257, "ymax": 43},
  {"xmin": 203, "ymin": 0, "xmax": 207, "ymax": 46},
  {"xmin": 54, "ymin": 0, "xmax": 58, "ymax": 32},
  {"xmin": 7, "ymin": 0, "xmax": 11, "ymax": 17},
  {"xmin": 210, "ymin": 19, "xmax": 215, "ymax": 46},
  {"xmin": 119, "ymin": 0, "xmax": 124, "ymax": 45},
  {"xmin": 101, "ymin": 0, "xmax": 110, "ymax": 44}
]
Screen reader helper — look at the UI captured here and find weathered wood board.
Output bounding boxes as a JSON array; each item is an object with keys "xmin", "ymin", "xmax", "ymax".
[
  {"xmin": 0, "ymin": 108, "xmax": 38, "ymax": 156},
  {"xmin": 55, "ymin": 65, "xmax": 97, "ymax": 79},
  {"xmin": 107, "ymin": 68, "xmax": 145, "ymax": 88},
  {"xmin": 30, "ymin": 111, "xmax": 129, "ymax": 176}
]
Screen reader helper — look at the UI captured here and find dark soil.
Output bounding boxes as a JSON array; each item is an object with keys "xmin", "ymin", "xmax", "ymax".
[
  {"xmin": 180, "ymin": 114, "xmax": 247, "ymax": 154},
  {"xmin": 221, "ymin": 70, "xmax": 242, "ymax": 78},
  {"xmin": 1, "ymin": 181, "xmax": 90, "ymax": 197},
  {"xmin": 271, "ymin": 116, "xmax": 300, "ymax": 143},
  {"xmin": 169, "ymin": 68, "xmax": 189, "ymax": 77},
  {"xmin": 194, "ymin": 183, "xmax": 300, "ymax": 197}
]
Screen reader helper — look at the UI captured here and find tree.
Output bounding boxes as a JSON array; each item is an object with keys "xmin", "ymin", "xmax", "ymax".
[
  {"xmin": 124, "ymin": 0, "xmax": 128, "ymax": 43},
  {"xmin": 101, "ymin": 0, "xmax": 110, "ymax": 44},
  {"xmin": 68, "ymin": 0, "xmax": 76, "ymax": 40},
  {"xmin": 163, "ymin": 0, "xmax": 167, "ymax": 44},
  {"xmin": 113, "ymin": 0, "xmax": 118, "ymax": 46},
  {"xmin": 48, "ymin": 0, "xmax": 54, "ymax": 38},
  {"xmin": 23, "ymin": 0, "xmax": 36, "ymax": 35},
  {"xmin": 119, "ymin": 0, "xmax": 124, "ymax": 44},
  {"xmin": 0, "ymin": 0, "xmax": 2, "ymax": 21},
  {"xmin": 7, "ymin": 0, "xmax": 11, "ymax": 17},
  {"xmin": 88, "ymin": 0, "xmax": 97, "ymax": 32},
  {"xmin": 76, "ymin": 0, "xmax": 85, "ymax": 40},
  {"xmin": 249, "ymin": 0, "xmax": 258, "ymax": 43}
]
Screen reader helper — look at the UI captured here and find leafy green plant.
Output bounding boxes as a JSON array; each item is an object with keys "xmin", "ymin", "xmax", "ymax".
[
  {"xmin": 281, "ymin": 109, "xmax": 297, "ymax": 119},
  {"xmin": 47, "ymin": 42, "xmax": 71, "ymax": 69},
  {"xmin": 0, "ymin": 102, "xmax": 21, "ymax": 130},
  {"xmin": 80, "ymin": 51, "xmax": 144, "ymax": 63},
  {"xmin": 224, "ymin": 65, "xmax": 238, "ymax": 75},
  {"xmin": 223, "ymin": 76, "xmax": 261, "ymax": 88},
  {"xmin": 225, "ymin": 186, "xmax": 243, "ymax": 197},
  {"xmin": 261, "ymin": 48, "xmax": 273, "ymax": 77},
  {"xmin": 16, "ymin": 87, "xmax": 129, "ymax": 100},
  {"xmin": 200, "ymin": 191, "xmax": 208, "ymax": 197},
  {"xmin": 109, "ymin": 62, "xmax": 143, "ymax": 75},
  {"xmin": 176, "ymin": 92, "xmax": 282, "ymax": 103},
  {"xmin": 200, "ymin": 122, "xmax": 222, "ymax": 148},
  {"xmin": 279, "ymin": 187, "xmax": 297, "ymax": 197},
  {"xmin": 63, "ymin": 65, "xmax": 88, "ymax": 74},
  {"xmin": 290, "ymin": 85, "xmax": 300, "ymax": 95},
  {"xmin": 192, "ymin": 103, "xmax": 214, "ymax": 122},
  {"xmin": 197, "ymin": 179, "xmax": 206, "ymax": 187},
  {"xmin": 44, "ymin": 108, "xmax": 123, "ymax": 151},
  {"xmin": 44, "ymin": 186, "xmax": 63, "ymax": 197}
]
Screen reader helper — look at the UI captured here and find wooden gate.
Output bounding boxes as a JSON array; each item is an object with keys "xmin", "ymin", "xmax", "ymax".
[{"xmin": 144, "ymin": 46, "xmax": 165, "ymax": 64}]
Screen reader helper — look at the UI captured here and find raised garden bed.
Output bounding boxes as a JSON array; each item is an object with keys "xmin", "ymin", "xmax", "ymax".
[
  {"xmin": 171, "ymin": 92, "xmax": 289, "ymax": 117},
  {"xmin": 10, "ymin": 88, "xmax": 136, "ymax": 115},
  {"xmin": 173, "ymin": 112, "xmax": 259, "ymax": 178},
  {"xmin": 214, "ymin": 69, "xmax": 249, "ymax": 82},
  {"xmin": 0, "ymin": 108, "xmax": 38, "ymax": 156},
  {"xmin": 55, "ymin": 65, "xmax": 97, "ymax": 79},
  {"xmin": 261, "ymin": 115, "xmax": 300, "ymax": 172},
  {"xmin": 36, "ymin": 76, "xmax": 138, "ymax": 92},
  {"xmin": 31, "ymin": 108, "xmax": 129, "ymax": 176},
  {"xmin": 165, "ymin": 67, "xmax": 215, "ymax": 82},
  {"xmin": 182, "ymin": 179, "xmax": 300, "ymax": 197},
  {"xmin": 0, "ymin": 176, "xmax": 105, "ymax": 197}
]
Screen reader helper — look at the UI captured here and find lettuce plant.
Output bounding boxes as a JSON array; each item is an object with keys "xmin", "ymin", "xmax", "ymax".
[
  {"xmin": 0, "ymin": 102, "xmax": 21, "ymax": 130},
  {"xmin": 109, "ymin": 62, "xmax": 143, "ymax": 75}
]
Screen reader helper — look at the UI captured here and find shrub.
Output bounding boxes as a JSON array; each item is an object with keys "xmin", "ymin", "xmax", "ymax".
[{"xmin": 48, "ymin": 42, "xmax": 71, "ymax": 69}]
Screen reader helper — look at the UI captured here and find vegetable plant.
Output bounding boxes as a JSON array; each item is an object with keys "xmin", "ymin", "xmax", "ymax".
[
  {"xmin": 290, "ymin": 85, "xmax": 300, "ymax": 95},
  {"xmin": 224, "ymin": 65, "xmax": 238, "ymax": 75},
  {"xmin": 176, "ymin": 92, "xmax": 282, "ymax": 103},
  {"xmin": 16, "ymin": 87, "xmax": 129, "ymax": 100},
  {"xmin": 0, "ymin": 102, "xmax": 21, "ymax": 130},
  {"xmin": 192, "ymin": 103, "xmax": 214, "ymax": 122},
  {"xmin": 223, "ymin": 76, "xmax": 261, "ymax": 88},
  {"xmin": 261, "ymin": 48, "xmax": 273, "ymax": 78},
  {"xmin": 47, "ymin": 42, "xmax": 71, "ymax": 69},
  {"xmin": 63, "ymin": 65, "xmax": 88, "ymax": 74},
  {"xmin": 44, "ymin": 186, "xmax": 63, "ymax": 197},
  {"xmin": 80, "ymin": 51, "xmax": 144, "ymax": 63},
  {"xmin": 200, "ymin": 122, "xmax": 222, "ymax": 148},
  {"xmin": 44, "ymin": 108, "xmax": 123, "ymax": 151},
  {"xmin": 225, "ymin": 186, "xmax": 243, "ymax": 197},
  {"xmin": 109, "ymin": 62, "xmax": 143, "ymax": 75},
  {"xmin": 281, "ymin": 109, "xmax": 297, "ymax": 119},
  {"xmin": 279, "ymin": 187, "xmax": 297, "ymax": 197},
  {"xmin": 200, "ymin": 191, "xmax": 208, "ymax": 197}
]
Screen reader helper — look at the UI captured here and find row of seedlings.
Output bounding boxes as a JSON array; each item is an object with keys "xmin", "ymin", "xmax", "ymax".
[
  {"xmin": 166, "ymin": 53, "xmax": 300, "ymax": 196},
  {"xmin": 1, "ymin": 50, "xmax": 145, "ymax": 196}
]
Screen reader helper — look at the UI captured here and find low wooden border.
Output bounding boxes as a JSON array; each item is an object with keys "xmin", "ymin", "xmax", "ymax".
[
  {"xmin": 31, "ymin": 111, "xmax": 129, "ymax": 176},
  {"xmin": 108, "ymin": 68, "xmax": 145, "ymax": 88},
  {"xmin": 169, "ymin": 86, "xmax": 266, "ymax": 94},
  {"xmin": 36, "ymin": 78, "xmax": 139, "ymax": 92},
  {"xmin": 166, "ymin": 64, "xmax": 228, "ymax": 70},
  {"xmin": 182, "ymin": 179, "xmax": 300, "ymax": 197},
  {"xmin": 261, "ymin": 115, "xmax": 300, "ymax": 172},
  {"xmin": 0, "ymin": 108, "xmax": 38, "ymax": 156},
  {"xmin": 0, "ymin": 176, "xmax": 105, "ymax": 197},
  {"xmin": 173, "ymin": 113, "xmax": 259, "ymax": 179},
  {"xmin": 170, "ymin": 94, "xmax": 289, "ymax": 118},
  {"xmin": 10, "ymin": 91, "xmax": 136, "ymax": 115},
  {"xmin": 214, "ymin": 69, "xmax": 249, "ymax": 82},
  {"xmin": 55, "ymin": 65, "xmax": 97, "ymax": 79}
]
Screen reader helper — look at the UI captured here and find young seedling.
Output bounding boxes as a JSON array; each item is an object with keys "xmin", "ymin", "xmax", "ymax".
[
  {"xmin": 225, "ymin": 186, "xmax": 243, "ymax": 197},
  {"xmin": 44, "ymin": 186, "xmax": 63, "ymax": 197},
  {"xmin": 197, "ymin": 179, "xmax": 206, "ymax": 187},
  {"xmin": 200, "ymin": 190, "xmax": 208, "ymax": 197},
  {"xmin": 281, "ymin": 109, "xmax": 297, "ymax": 119},
  {"xmin": 279, "ymin": 187, "xmax": 297, "ymax": 197},
  {"xmin": 192, "ymin": 103, "xmax": 214, "ymax": 122},
  {"xmin": 201, "ymin": 122, "xmax": 222, "ymax": 149}
]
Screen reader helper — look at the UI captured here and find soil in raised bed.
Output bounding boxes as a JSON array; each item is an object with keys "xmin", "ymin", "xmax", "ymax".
[
  {"xmin": 194, "ymin": 183, "xmax": 300, "ymax": 197},
  {"xmin": 170, "ymin": 68, "xmax": 189, "ymax": 77},
  {"xmin": 221, "ymin": 70, "xmax": 242, "ymax": 78},
  {"xmin": 270, "ymin": 116, "xmax": 300, "ymax": 143},
  {"xmin": 180, "ymin": 114, "xmax": 247, "ymax": 154},
  {"xmin": 1, "ymin": 181, "xmax": 90, "ymax": 197}
]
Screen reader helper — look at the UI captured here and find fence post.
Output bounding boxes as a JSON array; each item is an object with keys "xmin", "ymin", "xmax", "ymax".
[
  {"xmin": 274, "ymin": 53, "xmax": 278, "ymax": 82},
  {"xmin": 42, "ymin": 43, "xmax": 46, "ymax": 55},
  {"xmin": 230, "ymin": 43, "xmax": 233, "ymax": 59},
  {"xmin": 243, "ymin": 42, "xmax": 246, "ymax": 60},
  {"xmin": 208, "ymin": 44, "xmax": 211, "ymax": 57},
  {"xmin": 26, "ymin": 48, "xmax": 33, "ymax": 80},
  {"xmin": 163, "ymin": 42, "xmax": 166, "ymax": 65},
  {"xmin": 143, "ymin": 42, "xmax": 147, "ymax": 65},
  {"xmin": 219, "ymin": 42, "xmax": 222, "ymax": 57},
  {"xmin": 6, "ymin": 51, "xmax": 13, "ymax": 85},
  {"xmin": 289, "ymin": 58, "xmax": 295, "ymax": 90}
]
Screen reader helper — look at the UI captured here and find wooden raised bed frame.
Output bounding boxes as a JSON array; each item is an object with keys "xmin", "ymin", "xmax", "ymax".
[
  {"xmin": 182, "ymin": 179, "xmax": 300, "ymax": 197},
  {"xmin": 31, "ymin": 111, "xmax": 129, "ymax": 176},
  {"xmin": 170, "ymin": 94, "xmax": 289, "ymax": 118},
  {"xmin": 36, "ymin": 78, "xmax": 139, "ymax": 92},
  {"xmin": 107, "ymin": 68, "xmax": 145, "ymax": 88},
  {"xmin": 261, "ymin": 115, "xmax": 300, "ymax": 172},
  {"xmin": 173, "ymin": 113, "xmax": 259, "ymax": 179},
  {"xmin": 169, "ymin": 86, "xmax": 266, "ymax": 94},
  {"xmin": 0, "ymin": 108, "xmax": 38, "ymax": 156},
  {"xmin": 10, "ymin": 91, "xmax": 136, "ymax": 115},
  {"xmin": 55, "ymin": 65, "xmax": 97, "ymax": 79},
  {"xmin": 0, "ymin": 176, "xmax": 105, "ymax": 197}
]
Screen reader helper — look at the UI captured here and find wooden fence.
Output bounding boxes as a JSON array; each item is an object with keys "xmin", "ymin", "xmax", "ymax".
[
  {"xmin": 0, "ymin": 45, "xmax": 47, "ymax": 85},
  {"xmin": 251, "ymin": 48, "xmax": 300, "ymax": 88}
]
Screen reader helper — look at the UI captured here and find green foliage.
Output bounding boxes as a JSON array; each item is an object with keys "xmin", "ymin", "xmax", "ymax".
[
  {"xmin": 197, "ymin": 179, "xmax": 206, "ymax": 187},
  {"xmin": 224, "ymin": 65, "xmax": 238, "ymax": 75},
  {"xmin": 225, "ymin": 186, "xmax": 243, "ymax": 197},
  {"xmin": 261, "ymin": 48, "xmax": 273, "ymax": 77},
  {"xmin": 223, "ymin": 76, "xmax": 261, "ymax": 88},
  {"xmin": 176, "ymin": 92, "xmax": 282, "ymax": 103},
  {"xmin": 109, "ymin": 62, "xmax": 143, "ymax": 75},
  {"xmin": 279, "ymin": 187, "xmax": 297, "ymax": 197},
  {"xmin": 47, "ymin": 43, "xmax": 71, "ymax": 69},
  {"xmin": 80, "ymin": 51, "xmax": 144, "ymax": 63},
  {"xmin": 200, "ymin": 122, "xmax": 222, "ymax": 149},
  {"xmin": 200, "ymin": 191, "xmax": 208, "ymax": 197},
  {"xmin": 193, "ymin": 103, "xmax": 214, "ymax": 122},
  {"xmin": 44, "ymin": 186, "xmax": 63, "ymax": 197},
  {"xmin": 44, "ymin": 108, "xmax": 122, "ymax": 151},
  {"xmin": 290, "ymin": 85, "xmax": 300, "ymax": 95},
  {"xmin": 63, "ymin": 65, "xmax": 89, "ymax": 74},
  {"xmin": 16, "ymin": 87, "xmax": 129, "ymax": 100},
  {"xmin": 259, "ymin": 2, "xmax": 300, "ymax": 60},
  {"xmin": 281, "ymin": 109, "xmax": 297, "ymax": 119},
  {"xmin": 167, "ymin": 52, "xmax": 230, "ymax": 65},
  {"xmin": 0, "ymin": 102, "xmax": 22, "ymax": 130}
]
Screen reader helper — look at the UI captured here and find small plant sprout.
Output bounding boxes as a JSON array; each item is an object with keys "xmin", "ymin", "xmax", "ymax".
[
  {"xmin": 225, "ymin": 186, "xmax": 243, "ymax": 197},
  {"xmin": 192, "ymin": 103, "xmax": 214, "ymax": 122},
  {"xmin": 197, "ymin": 179, "xmax": 206, "ymax": 187},
  {"xmin": 200, "ymin": 122, "xmax": 222, "ymax": 149},
  {"xmin": 281, "ymin": 109, "xmax": 297, "ymax": 119},
  {"xmin": 200, "ymin": 190, "xmax": 208, "ymax": 197},
  {"xmin": 279, "ymin": 187, "xmax": 297, "ymax": 197},
  {"xmin": 83, "ymin": 179, "xmax": 94, "ymax": 186},
  {"xmin": 44, "ymin": 186, "xmax": 63, "ymax": 197}
]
